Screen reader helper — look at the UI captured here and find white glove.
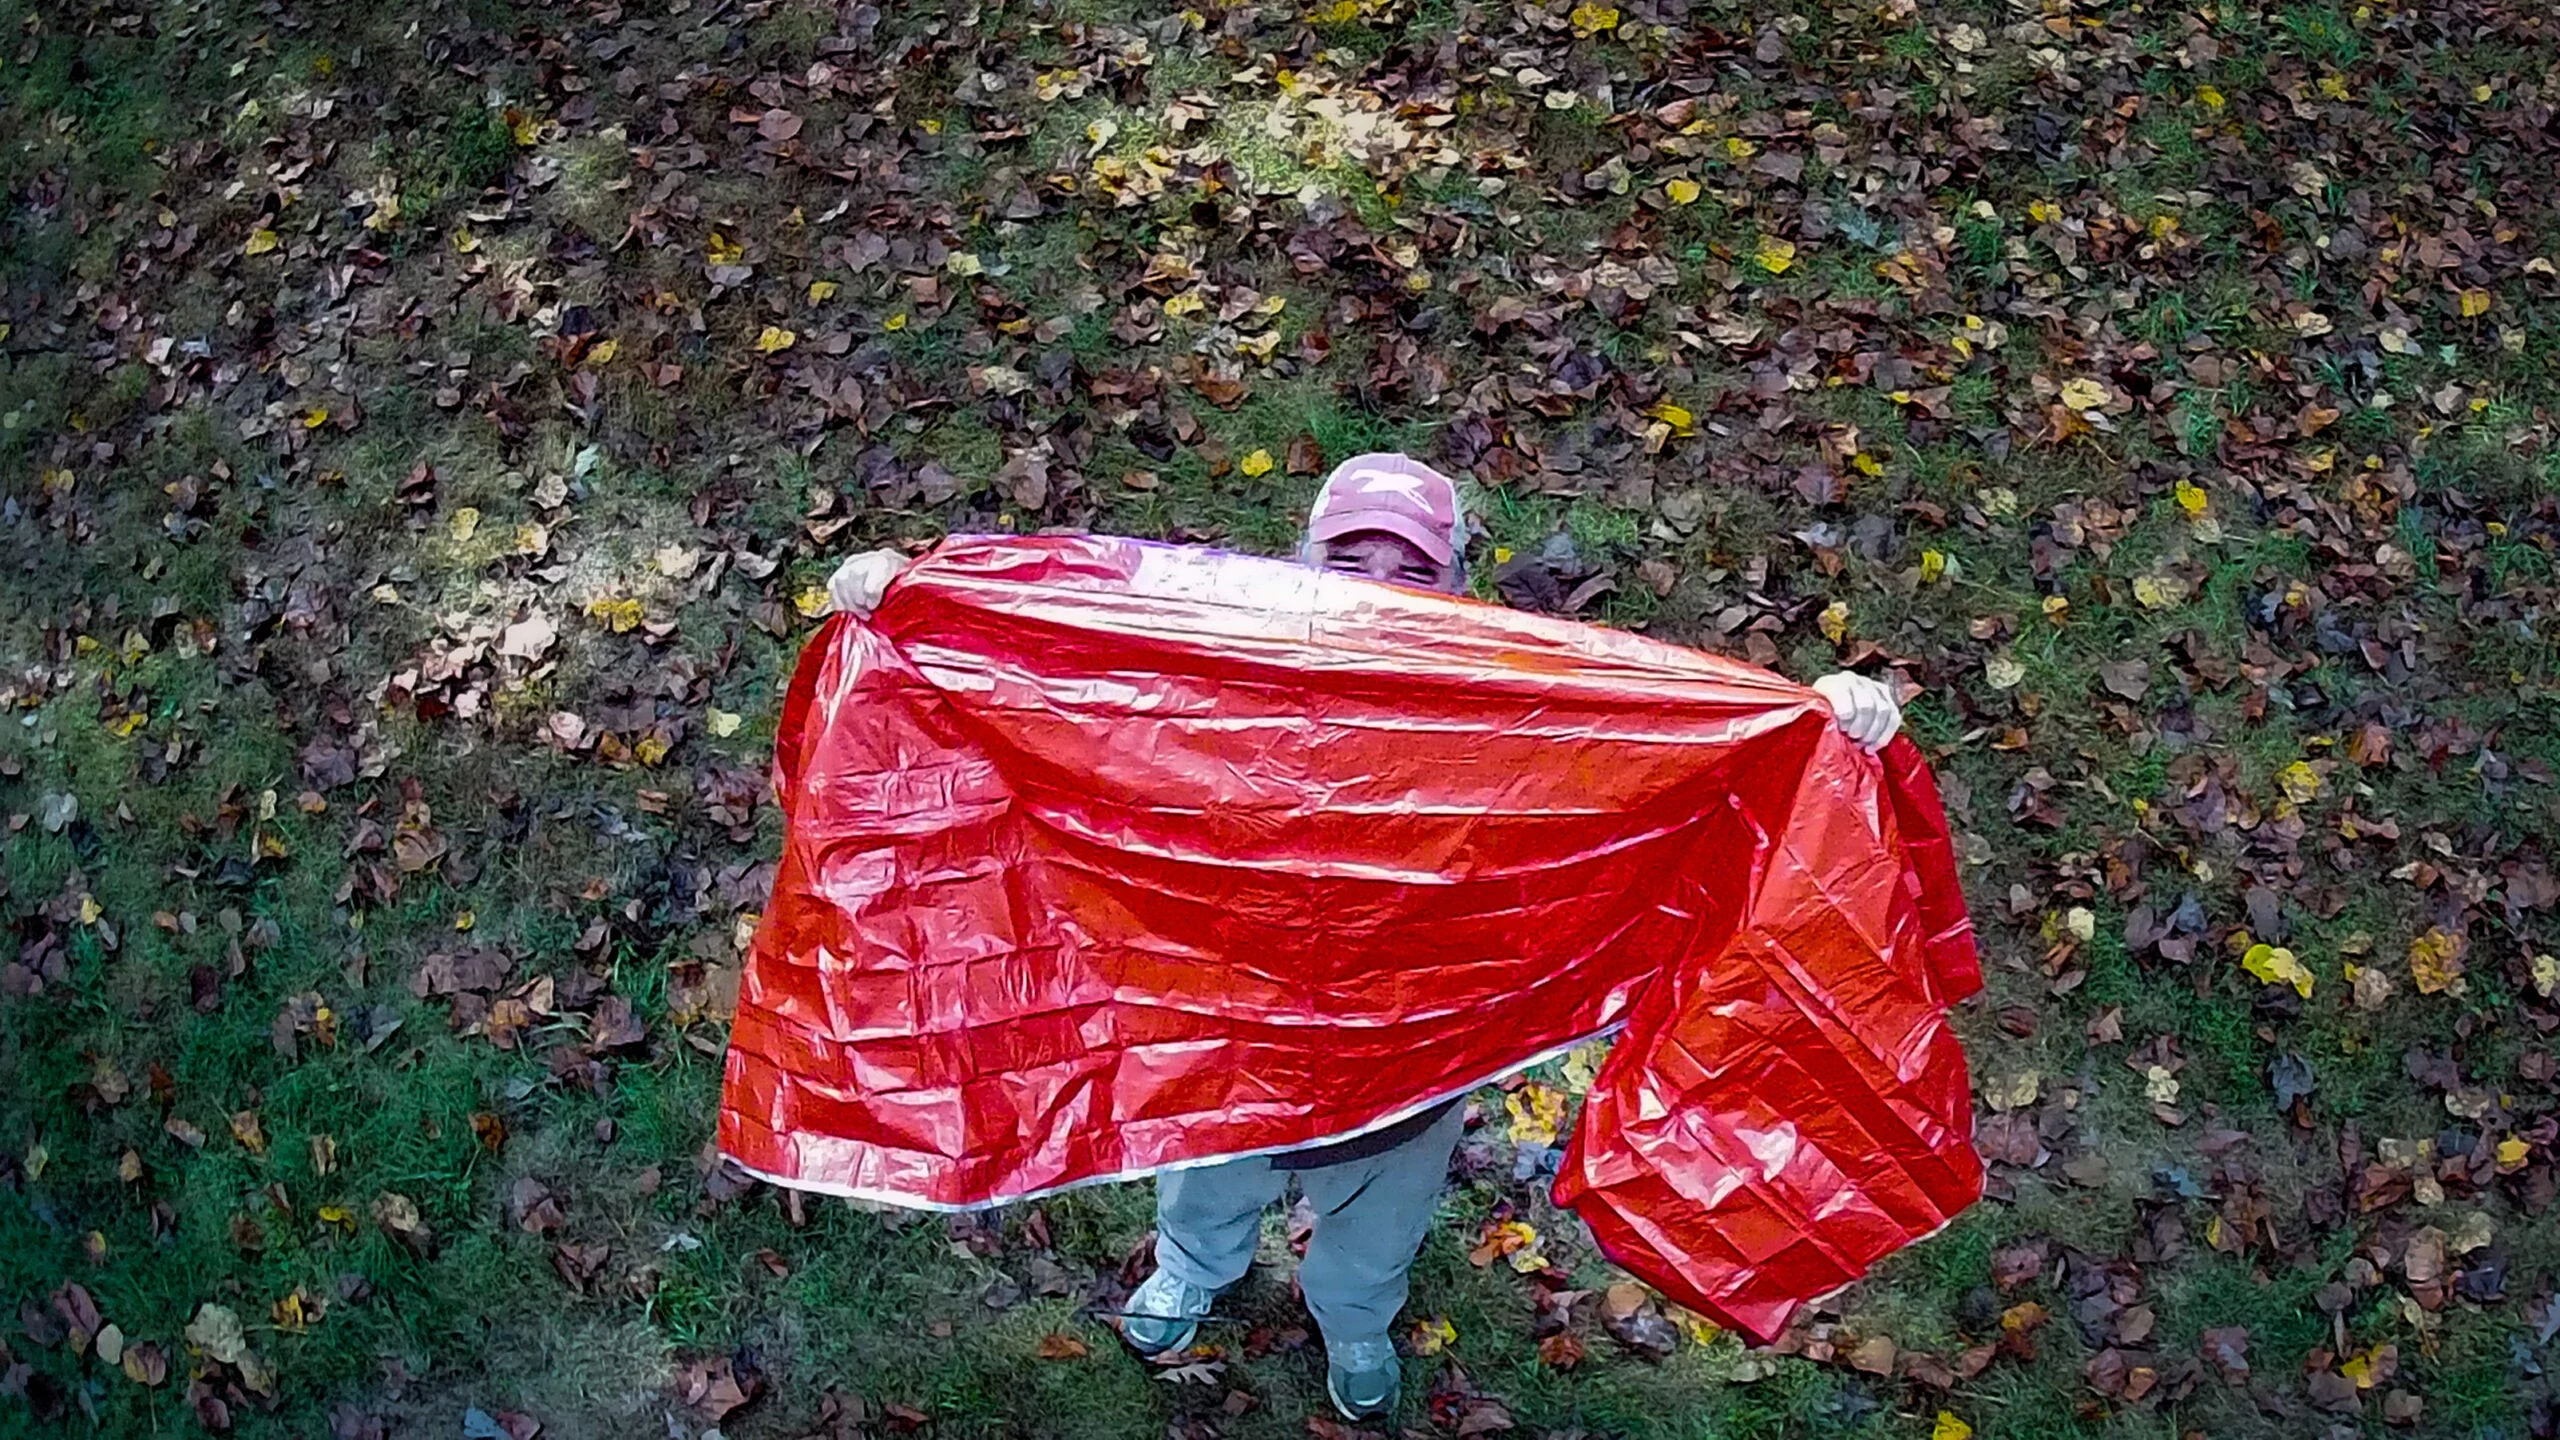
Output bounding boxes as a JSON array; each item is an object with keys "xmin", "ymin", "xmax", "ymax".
[
  {"xmin": 825, "ymin": 548, "xmax": 908, "ymax": 617},
  {"xmin": 1811, "ymin": 672, "xmax": 1903, "ymax": 753}
]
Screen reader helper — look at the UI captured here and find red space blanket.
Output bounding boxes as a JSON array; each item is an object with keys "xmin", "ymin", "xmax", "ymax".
[{"xmin": 718, "ymin": 534, "xmax": 1982, "ymax": 1341}]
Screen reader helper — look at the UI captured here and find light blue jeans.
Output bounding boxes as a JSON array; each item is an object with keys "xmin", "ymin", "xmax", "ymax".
[{"xmin": 1150, "ymin": 1101, "xmax": 1468, "ymax": 1345}]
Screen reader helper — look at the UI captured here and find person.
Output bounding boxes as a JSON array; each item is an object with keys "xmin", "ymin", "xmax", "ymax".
[{"xmin": 822, "ymin": 453, "xmax": 1902, "ymax": 1421}]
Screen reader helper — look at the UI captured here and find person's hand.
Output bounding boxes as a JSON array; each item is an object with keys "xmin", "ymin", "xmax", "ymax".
[
  {"xmin": 826, "ymin": 548, "xmax": 908, "ymax": 617},
  {"xmin": 1811, "ymin": 672, "xmax": 1903, "ymax": 753}
]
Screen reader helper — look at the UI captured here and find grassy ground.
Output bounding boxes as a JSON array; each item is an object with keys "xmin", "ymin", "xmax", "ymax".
[{"xmin": 6, "ymin": 0, "xmax": 2560, "ymax": 1435}]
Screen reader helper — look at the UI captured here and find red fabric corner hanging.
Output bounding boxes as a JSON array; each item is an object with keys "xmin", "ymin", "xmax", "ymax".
[{"xmin": 719, "ymin": 534, "xmax": 1983, "ymax": 1341}]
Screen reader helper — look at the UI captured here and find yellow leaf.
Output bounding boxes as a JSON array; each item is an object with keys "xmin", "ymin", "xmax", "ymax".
[
  {"xmin": 946, "ymin": 250, "xmax": 985, "ymax": 278},
  {"xmin": 584, "ymin": 337, "xmax": 619, "ymax": 367},
  {"xmin": 1753, "ymin": 235, "xmax": 1797, "ymax": 274},
  {"xmin": 1647, "ymin": 400, "xmax": 1696, "ymax": 433},
  {"xmin": 1918, "ymin": 549, "xmax": 1947, "ymax": 584},
  {"xmin": 2132, "ymin": 574, "xmax": 2189, "ymax": 610},
  {"xmin": 2059, "ymin": 377, "xmax": 2110, "ymax": 410},
  {"xmin": 2175, "ymin": 479, "xmax": 2210, "ymax": 515},
  {"xmin": 1932, "ymin": 1414, "xmax": 1974, "ymax": 1440},
  {"xmin": 883, "ymin": 312, "xmax": 909, "ymax": 332},
  {"xmin": 1984, "ymin": 652, "xmax": 2026, "ymax": 690},
  {"xmin": 2533, "ymin": 953, "xmax": 2560, "ymax": 999},
  {"xmin": 1818, "ymin": 600, "xmax": 1850, "ymax": 645},
  {"xmin": 1568, "ymin": 1, "xmax": 1620, "ymax": 37},
  {"xmin": 448, "ymin": 507, "xmax": 482, "ymax": 542},
  {"xmin": 705, "ymin": 232, "xmax": 745, "ymax": 266},
  {"xmin": 2197, "ymin": 84, "xmax": 2226, "ymax": 111},
  {"xmin": 1665, "ymin": 177, "xmax": 1701, "ymax": 205},
  {"xmin": 1560, "ymin": 1040, "xmax": 1609, "ymax": 1092},
  {"xmin": 507, "ymin": 109, "xmax": 543, "ymax": 146},
  {"xmin": 243, "ymin": 228, "xmax": 280, "ymax": 256},
  {"xmin": 584, "ymin": 596, "xmax": 645, "ymax": 633},
  {"xmin": 635, "ymin": 733, "xmax": 671, "ymax": 767},
  {"xmin": 2318, "ymin": 74, "xmax": 2351, "ymax": 101},
  {"xmin": 1668, "ymin": 1307, "xmax": 1720, "ymax": 1346},
  {"xmin": 453, "ymin": 909, "xmax": 474, "ymax": 931},
  {"xmin": 2498, "ymin": 1137, "xmax": 2531, "ymax": 1167},
  {"xmin": 1851, "ymin": 452, "xmax": 1884, "ymax": 477},
  {"xmin": 1162, "ymin": 290, "xmax": 1206, "ymax": 318},
  {"xmin": 2027, "ymin": 199, "xmax": 2062, "ymax": 224},
  {"xmin": 754, "ymin": 325, "xmax": 797, "ymax": 354},
  {"xmin": 78, "ymin": 894, "xmax": 103, "ymax": 926},
  {"xmin": 1984, "ymin": 1070, "xmax": 2040, "ymax": 1111},
  {"xmin": 1409, "ymin": 1316, "xmax": 1457, "ymax": 1356},
  {"xmin": 794, "ymin": 585, "xmax": 833, "ymax": 619},
  {"xmin": 2277, "ymin": 760, "xmax": 2324, "ymax": 805},
  {"xmin": 451, "ymin": 226, "xmax": 479, "ymax": 254},
  {"xmin": 2242, "ymin": 943, "xmax": 2315, "ymax": 999},
  {"xmin": 1239, "ymin": 448, "xmax": 1275, "ymax": 477},
  {"xmin": 1724, "ymin": 136, "xmax": 1758, "ymax": 160},
  {"xmin": 2409, "ymin": 927, "xmax": 2467, "ymax": 995},
  {"xmin": 2460, "ymin": 288, "xmax": 2494, "ymax": 319},
  {"xmin": 302, "ymin": 407, "xmax": 329, "ymax": 429},
  {"xmin": 1507, "ymin": 1082, "xmax": 1569, "ymax": 1147},
  {"xmin": 807, "ymin": 279, "xmax": 840, "ymax": 304},
  {"xmin": 707, "ymin": 707, "xmax": 744, "ymax": 739}
]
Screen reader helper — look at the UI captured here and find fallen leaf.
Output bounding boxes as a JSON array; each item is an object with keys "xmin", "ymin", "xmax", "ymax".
[
  {"xmin": 2409, "ymin": 927, "xmax": 2466, "ymax": 995},
  {"xmin": 1409, "ymin": 1315, "xmax": 1456, "ymax": 1355},
  {"xmin": 1983, "ymin": 1071, "xmax": 2040, "ymax": 1112},
  {"xmin": 1506, "ymin": 1082, "xmax": 1568, "ymax": 1146},
  {"xmin": 2242, "ymin": 944, "xmax": 2314, "ymax": 999},
  {"xmin": 498, "ymin": 611, "xmax": 558, "ymax": 662},
  {"xmin": 2059, "ymin": 377, "xmax": 2110, "ymax": 410},
  {"xmin": 1568, "ymin": 1, "xmax": 1620, "ymax": 36}
]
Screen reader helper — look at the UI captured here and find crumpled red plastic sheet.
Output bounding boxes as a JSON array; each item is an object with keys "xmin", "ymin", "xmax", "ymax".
[{"xmin": 719, "ymin": 534, "xmax": 1983, "ymax": 1341}]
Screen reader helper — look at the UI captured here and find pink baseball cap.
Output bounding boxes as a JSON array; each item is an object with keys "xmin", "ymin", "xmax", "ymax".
[{"xmin": 1306, "ymin": 453, "xmax": 1463, "ymax": 565}]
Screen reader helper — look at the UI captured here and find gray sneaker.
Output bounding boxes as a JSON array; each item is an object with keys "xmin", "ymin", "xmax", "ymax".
[
  {"xmin": 1119, "ymin": 1268, "xmax": 1221, "ymax": 1356},
  {"xmin": 1324, "ymin": 1335, "xmax": 1402, "ymax": 1422}
]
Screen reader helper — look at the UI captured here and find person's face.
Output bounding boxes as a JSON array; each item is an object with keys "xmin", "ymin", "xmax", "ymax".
[{"xmin": 1314, "ymin": 530, "xmax": 1462, "ymax": 594}]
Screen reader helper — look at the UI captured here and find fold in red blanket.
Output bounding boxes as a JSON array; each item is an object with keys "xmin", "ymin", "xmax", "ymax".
[{"xmin": 720, "ymin": 535, "xmax": 1983, "ymax": 1342}]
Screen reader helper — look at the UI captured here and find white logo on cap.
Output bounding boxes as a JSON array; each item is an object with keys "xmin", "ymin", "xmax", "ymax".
[{"xmin": 1325, "ymin": 468, "xmax": 1441, "ymax": 512}]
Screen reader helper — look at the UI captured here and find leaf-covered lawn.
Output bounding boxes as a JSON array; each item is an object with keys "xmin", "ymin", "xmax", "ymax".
[{"xmin": 7, "ymin": 0, "xmax": 2560, "ymax": 1435}]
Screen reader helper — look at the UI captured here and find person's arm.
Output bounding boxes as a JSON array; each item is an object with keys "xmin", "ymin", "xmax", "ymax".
[
  {"xmin": 1810, "ymin": 672, "xmax": 1903, "ymax": 753},
  {"xmin": 825, "ymin": 548, "xmax": 909, "ymax": 617}
]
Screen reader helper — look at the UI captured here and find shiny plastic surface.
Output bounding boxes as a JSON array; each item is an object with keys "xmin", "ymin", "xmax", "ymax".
[{"xmin": 718, "ymin": 535, "xmax": 1982, "ymax": 1341}]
